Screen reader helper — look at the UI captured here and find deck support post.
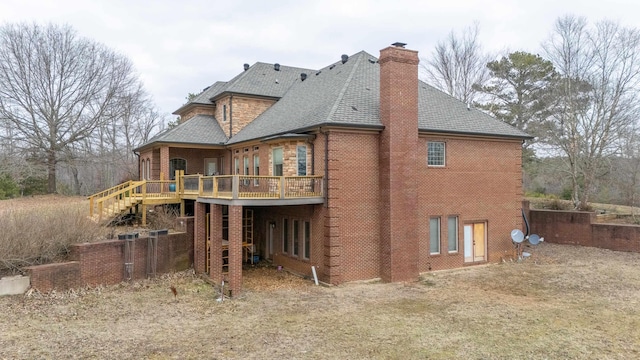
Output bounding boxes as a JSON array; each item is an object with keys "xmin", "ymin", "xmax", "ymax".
[{"xmin": 228, "ymin": 205, "xmax": 243, "ymax": 296}]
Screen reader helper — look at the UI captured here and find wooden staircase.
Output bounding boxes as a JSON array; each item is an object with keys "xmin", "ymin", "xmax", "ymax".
[
  {"xmin": 88, "ymin": 181, "xmax": 145, "ymax": 223},
  {"xmin": 88, "ymin": 172, "xmax": 184, "ymax": 226}
]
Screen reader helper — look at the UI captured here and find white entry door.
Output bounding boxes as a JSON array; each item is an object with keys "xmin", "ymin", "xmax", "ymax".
[{"xmin": 464, "ymin": 222, "xmax": 486, "ymax": 262}]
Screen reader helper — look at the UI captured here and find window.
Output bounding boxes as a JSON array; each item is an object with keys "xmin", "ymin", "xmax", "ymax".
[
  {"xmin": 146, "ymin": 159, "xmax": 150, "ymax": 180},
  {"xmin": 430, "ymin": 217, "xmax": 441, "ymax": 255},
  {"xmin": 292, "ymin": 220, "xmax": 300, "ymax": 256},
  {"xmin": 169, "ymin": 158, "xmax": 186, "ymax": 179},
  {"xmin": 253, "ymin": 155, "xmax": 260, "ymax": 186},
  {"xmin": 297, "ymin": 145, "xmax": 307, "ymax": 176},
  {"xmin": 243, "ymin": 156, "xmax": 250, "ymax": 185},
  {"xmin": 303, "ymin": 221, "xmax": 310, "ymax": 259},
  {"xmin": 205, "ymin": 158, "xmax": 217, "ymax": 176},
  {"xmin": 283, "ymin": 218, "xmax": 289, "ymax": 253},
  {"xmin": 141, "ymin": 160, "xmax": 145, "ymax": 180},
  {"xmin": 448, "ymin": 216, "xmax": 458, "ymax": 252},
  {"xmin": 234, "ymin": 157, "xmax": 239, "ymax": 175},
  {"xmin": 427, "ymin": 141, "xmax": 445, "ymax": 167},
  {"xmin": 273, "ymin": 148, "xmax": 283, "ymax": 176},
  {"xmin": 223, "ymin": 104, "xmax": 227, "ymax": 122}
]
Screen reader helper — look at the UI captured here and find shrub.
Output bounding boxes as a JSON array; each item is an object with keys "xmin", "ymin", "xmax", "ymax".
[
  {"xmin": 0, "ymin": 204, "xmax": 103, "ymax": 274},
  {"xmin": 147, "ymin": 205, "xmax": 179, "ymax": 230},
  {"xmin": 20, "ymin": 176, "xmax": 47, "ymax": 196},
  {"xmin": 0, "ymin": 174, "xmax": 19, "ymax": 199}
]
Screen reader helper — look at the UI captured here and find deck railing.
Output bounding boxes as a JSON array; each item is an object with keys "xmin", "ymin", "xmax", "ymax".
[
  {"xmin": 89, "ymin": 174, "xmax": 324, "ymax": 220},
  {"xmin": 197, "ymin": 175, "xmax": 324, "ymax": 200}
]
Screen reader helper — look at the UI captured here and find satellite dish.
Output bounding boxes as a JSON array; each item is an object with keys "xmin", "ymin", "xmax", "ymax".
[
  {"xmin": 529, "ymin": 234, "xmax": 541, "ymax": 245},
  {"xmin": 511, "ymin": 229, "xmax": 524, "ymax": 243}
]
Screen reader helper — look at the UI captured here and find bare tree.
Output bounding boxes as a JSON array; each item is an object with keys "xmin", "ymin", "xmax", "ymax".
[
  {"xmin": 542, "ymin": 15, "xmax": 640, "ymax": 209},
  {"xmin": 422, "ymin": 22, "xmax": 492, "ymax": 104},
  {"xmin": 0, "ymin": 23, "xmax": 146, "ymax": 193}
]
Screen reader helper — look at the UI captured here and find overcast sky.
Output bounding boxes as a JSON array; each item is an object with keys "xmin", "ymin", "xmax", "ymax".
[{"xmin": 1, "ymin": 0, "xmax": 639, "ymax": 118}]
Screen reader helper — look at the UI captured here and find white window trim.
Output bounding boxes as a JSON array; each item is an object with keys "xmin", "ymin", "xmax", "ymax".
[
  {"xmin": 430, "ymin": 217, "xmax": 441, "ymax": 255},
  {"xmin": 448, "ymin": 216, "xmax": 459, "ymax": 253},
  {"xmin": 427, "ymin": 141, "xmax": 446, "ymax": 167}
]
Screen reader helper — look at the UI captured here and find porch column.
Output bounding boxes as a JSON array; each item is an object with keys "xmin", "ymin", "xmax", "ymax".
[
  {"xmin": 228, "ymin": 205, "xmax": 243, "ymax": 296},
  {"xmin": 209, "ymin": 205, "xmax": 223, "ymax": 284},
  {"xmin": 159, "ymin": 146, "xmax": 169, "ymax": 180},
  {"xmin": 194, "ymin": 202, "xmax": 207, "ymax": 274}
]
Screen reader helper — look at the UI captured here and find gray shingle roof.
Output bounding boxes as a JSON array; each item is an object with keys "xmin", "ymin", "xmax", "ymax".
[
  {"xmin": 190, "ymin": 81, "xmax": 227, "ymax": 104},
  {"xmin": 227, "ymin": 51, "xmax": 382, "ymax": 144},
  {"xmin": 145, "ymin": 50, "xmax": 530, "ymax": 150},
  {"xmin": 135, "ymin": 115, "xmax": 227, "ymax": 150},
  {"xmin": 228, "ymin": 51, "xmax": 530, "ymax": 144},
  {"xmin": 418, "ymin": 83, "xmax": 531, "ymax": 138},
  {"xmin": 216, "ymin": 62, "xmax": 316, "ymax": 99}
]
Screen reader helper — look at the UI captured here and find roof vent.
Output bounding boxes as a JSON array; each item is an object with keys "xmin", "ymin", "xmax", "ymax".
[
  {"xmin": 341, "ymin": 54, "xmax": 349, "ymax": 64},
  {"xmin": 392, "ymin": 42, "xmax": 407, "ymax": 48},
  {"xmin": 300, "ymin": 73, "xmax": 307, "ymax": 81},
  {"xmin": 315, "ymin": 70, "xmax": 321, "ymax": 76},
  {"xmin": 274, "ymin": 63, "xmax": 280, "ymax": 71},
  {"xmin": 243, "ymin": 63, "xmax": 250, "ymax": 71}
]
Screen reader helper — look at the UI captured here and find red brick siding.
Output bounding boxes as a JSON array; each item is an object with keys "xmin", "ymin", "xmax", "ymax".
[
  {"xmin": 194, "ymin": 203, "xmax": 207, "ymax": 274},
  {"xmin": 169, "ymin": 148, "xmax": 226, "ymax": 175},
  {"xmin": 379, "ymin": 45, "xmax": 420, "ymax": 282},
  {"xmin": 417, "ymin": 136, "xmax": 523, "ymax": 271},
  {"xmin": 325, "ymin": 131, "xmax": 381, "ymax": 283}
]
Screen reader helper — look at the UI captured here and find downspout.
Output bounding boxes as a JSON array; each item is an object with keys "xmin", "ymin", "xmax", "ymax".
[
  {"xmin": 320, "ymin": 128, "xmax": 329, "ymax": 207},
  {"xmin": 229, "ymin": 94, "xmax": 234, "ymax": 138},
  {"xmin": 307, "ymin": 135, "xmax": 316, "ymax": 175},
  {"xmin": 133, "ymin": 150, "xmax": 140, "ymax": 180}
]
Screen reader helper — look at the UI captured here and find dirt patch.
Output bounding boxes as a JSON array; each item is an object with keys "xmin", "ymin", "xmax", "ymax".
[{"xmin": 1, "ymin": 243, "xmax": 639, "ymax": 359}]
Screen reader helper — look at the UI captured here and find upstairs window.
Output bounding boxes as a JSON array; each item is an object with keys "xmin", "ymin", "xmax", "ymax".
[
  {"xmin": 427, "ymin": 141, "xmax": 446, "ymax": 167},
  {"xmin": 273, "ymin": 148, "xmax": 283, "ymax": 176},
  {"xmin": 223, "ymin": 104, "xmax": 227, "ymax": 122},
  {"xmin": 297, "ymin": 145, "xmax": 307, "ymax": 176}
]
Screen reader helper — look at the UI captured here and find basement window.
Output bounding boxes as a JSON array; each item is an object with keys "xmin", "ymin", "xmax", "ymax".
[
  {"xmin": 427, "ymin": 141, "xmax": 446, "ymax": 167},
  {"xmin": 430, "ymin": 217, "xmax": 441, "ymax": 255}
]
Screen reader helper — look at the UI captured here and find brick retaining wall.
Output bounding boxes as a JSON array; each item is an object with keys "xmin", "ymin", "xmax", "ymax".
[
  {"xmin": 26, "ymin": 217, "xmax": 194, "ymax": 292},
  {"xmin": 529, "ymin": 209, "xmax": 640, "ymax": 253}
]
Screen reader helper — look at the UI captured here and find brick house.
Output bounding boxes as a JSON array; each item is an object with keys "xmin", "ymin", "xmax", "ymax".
[{"xmin": 133, "ymin": 43, "xmax": 530, "ymax": 295}]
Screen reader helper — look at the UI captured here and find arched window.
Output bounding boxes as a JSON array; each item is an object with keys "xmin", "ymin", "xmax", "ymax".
[
  {"xmin": 141, "ymin": 159, "xmax": 146, "ymax": 180},
  {"xmin": 169, "ymin": 158, "xmax": 186, "ymax": 179},
  {"xmin": 146, "ymin": 159, "xmax": 151, "ymax": 180}
]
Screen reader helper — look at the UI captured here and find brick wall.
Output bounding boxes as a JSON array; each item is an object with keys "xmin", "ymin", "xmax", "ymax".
[
  {"xmin": 529, "ymin": 210, "xmax": 594, "ymax": 246},
  {"xmin": 325, "ymin": 130, "xmax": 381, "ymax": 283},
  {"xmin": 214, "ymin": 95, "xmax": 276, "ymax": 138},
  {"xmin": 379, "ymin": 45, "xmax": 420, "ymax": 282},
  {"xmin": 181, "ymin": 105, "xmax": 215, "ymax": 122},
  {"xmin": 169, "ymin": 148, "xmax": 226, "ymax": 175},
  {"xmin": 529, "ymin": 208, "xmax": 640, "ymax": 252},
  {"xmin": 26, "ymin": 262, "xmax": 81, "ymax": 292},
  {"xmin": 26, "ymin": 218, "xmax": 194, "ymax": 292},
  {"xmin": 417, "ymin": 136, "xmax": 523, "ymax": 271}
]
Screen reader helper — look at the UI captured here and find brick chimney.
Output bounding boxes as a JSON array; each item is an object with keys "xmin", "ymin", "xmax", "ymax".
[{"xmin": 378, "ymin": 42, "xmax": 419, "ymax": 282}]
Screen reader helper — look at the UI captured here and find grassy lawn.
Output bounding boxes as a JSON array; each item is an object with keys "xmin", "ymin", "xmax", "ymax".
[{"xmin": 2, "ymin": 242, "xmax": 639, "ymax": 359}]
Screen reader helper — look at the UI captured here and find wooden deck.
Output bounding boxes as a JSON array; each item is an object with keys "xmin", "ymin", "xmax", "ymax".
[{"xmin": 88, "ymin": 174, "xmax": 324, "ymax": 224}]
